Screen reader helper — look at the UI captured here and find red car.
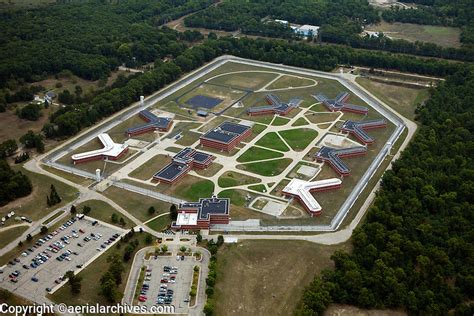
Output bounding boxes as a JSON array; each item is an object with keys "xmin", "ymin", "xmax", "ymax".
[
  {"xmin": 160, "ymin": 279, "xmax": 168, "ymax": 283},
  {"xmin": 138, "ymin": 296, "xmax": 147, "ymax": 302}
]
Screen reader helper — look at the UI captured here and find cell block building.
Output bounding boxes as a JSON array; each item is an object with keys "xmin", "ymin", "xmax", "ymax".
[
  {"xmin": 314, "ymin": 92, "xmax": 368, "ymax": 114},
  {"xmin": 340, "ymin": 119, "xmax": 387, "ymax": 145},
  {"xmin": 71, "ymin": 133, "xmax": 128, "ymax": 164},
  {"xmin": 153, "ymin": 147, "xmax": 214, "ymax": 184},
  {"xmin": 200, "ymin": 122, "xmax": 252, "ymax": 152},
  {"xmin": 171, "ymin": 196, "xmax": 230, "ymax": 230},
  {"xmin": 126, "ymin": 110, "xmax": 173, "ymax": 136},
  {"xmin": 315, "ymin": 146, "xmax": 367, "ymax": 176},
  {"xmin": 282, "ymin": 178, "xmax": 342, "ymax": 216},
  {"xmin": 247, "ymin": 94, "xmax": 300, "ymax": 116}
]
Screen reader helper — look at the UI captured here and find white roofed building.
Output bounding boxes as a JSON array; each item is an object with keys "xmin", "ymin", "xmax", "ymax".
[{"xmin": 71, "ymin": 133, "xmax": 128, "ymax": 164}]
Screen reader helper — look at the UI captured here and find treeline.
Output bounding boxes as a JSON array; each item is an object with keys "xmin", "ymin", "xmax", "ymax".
[
  {"xmin": 43, "ymin": 36, "xmax": 466, "ymax": 139},
  {"xmin": 0, "ymin": 159, "xmax": 32, "ymax": 206},
  {"xmin": 0, "ymin": 0, "xmax": 214, "ymax": 87},
  {"xmin": 184, "ymin": 0, "xmax": 474, "ymax": 62},
  {"xmin": 382, "ymin": 0, "xmax": 474, "ymax": 45},
  {"xmin": 297, "ymin": 68, "xmax": 474, "ymax": 314}
]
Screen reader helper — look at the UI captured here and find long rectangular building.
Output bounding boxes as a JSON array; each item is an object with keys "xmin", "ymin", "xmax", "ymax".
[
  {"xmin": 200, "ymin": 122, "xmax": 252, "ymax": 152},
  {"xmin": 171, "ymin": 196, "xmax": 230, "ymax": 230},
  {"xmin": 126, "ymin": 110, "xmax": 173, "ymax": 136},
  {"xmin": 153, "ymin": 147, "xmax": 214, "ymax": 184},
  {"xmin": 71, "ymin": 133, "xmax": 128, "ymax": 164},
  {"xmin": 340, "ymin": 119, "xmax": 387, "ymax": 145},
  {"xmin": 314, "ymin": 92, "xmax": 368, "ymax": 114},
  {"xmin": 247, "ymin": 94, "xmax": 300, "ymax": 116}
]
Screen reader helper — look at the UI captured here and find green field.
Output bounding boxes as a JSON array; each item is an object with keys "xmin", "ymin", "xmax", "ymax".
[
  {"xmin": 291, "ymin": 117, "xmax": 309, "ymax": 126},
  {"xmin": 355, "ymin": 77, "xmax": 429, "ymax": 121},
  {"xmin": 218, "ymin": 189, "xmax": 247, "ymax": 207},
  {"xmin": 218, "ymin": 171, "xmax": 260, "ymax": 188},
  {"xmin": 266, "ymin": 75, "xmax": 315, "ymax": 90},
  {"xmin": 248, "ymin": 184, "xmax": 267, "ymax": 193},
  {"xmin": 236, "ymin": 146, "xmax": 284, "ymax": 163},
  {"xmin": 207, "ymin": 71, "xmax": 278, "ymax": 90},
  {"xmin": 76, "ymin": 200, "xmax": 134, "ymax": 228},
  {"xmin": 279, "ymin": 128, "xmax": 318, "ymax": 151},
  {"xmin": 237, "ymin": 158, "xmax": 292, "ymax": 176},
  {"xmin": 102, "ymin": 186, "xmax": 170, "ymax": 222},
  {"xmin": 255, "ymin": 132, "xmax": 289, "ymax": 152},
  {"xmin": 175, "ymin": 178, "xmax": 214, "ymax": 201},
  {"xmin": 129, "ymin": 154, "xmax": 170, "ymax": 180},
  {"xmin": 271, "ymin": 116, "xmax": 290, "ymax": 126},
  {"xmin": 0, "ymin": 226, "xmax": 28, "ymax": 248},
  {"xmin": 146, "ymin": 215, "xmax": 170, "ymax": 232},
  {"xmin": 213, "ymin": 240, "xmax": 349, "ymax": 316}
]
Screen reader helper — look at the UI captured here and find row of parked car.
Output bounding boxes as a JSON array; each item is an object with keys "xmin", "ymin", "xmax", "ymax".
[{"xmin": 158, "ymin": 266, "xmax": 178, "ymax": 305}]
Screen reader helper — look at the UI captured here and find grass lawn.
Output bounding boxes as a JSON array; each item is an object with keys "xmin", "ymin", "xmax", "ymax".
[
  {"xmin": 237, "ymin": 158, "xmax": 292, "ymax": 176},
  {"xmin": 102, "ymin": 186, "xmax": 171, "ymax": 222},
  {"xmin": 146, "ymin": 215, "xmax": 171, "ymax": 232},
  {"xmin": 217, "ymin": 189, "xmax": 247, "ymax": 207},
  {"xmin": 174, "ymin": 178, "xmax": 214, "ymax": 201},
  {"xmin": 266, "ymin": 75, "xmax": 315, "ymax": 90},
  {"xmin": 291, "ymin": 117, "xmax": 309, "ymax": 126},
  {"xmin": 0, "ymin": 167, "xmax": 78, "ymax": 222},
  {"xmin": 193, "ymin": 163, "xmax": 223, "ymax": 177},
  {"xmin": 0, "ymin": 226, "xmax": 28, "ymax": 248},
  {"xmin": 305, "ymin": 112, "xmax": 340, "ymax": 124},
  {"xmin": 175, "ymin": 131, "xmax": 202, "ymax": 146},
  {"xmin": 218, "ymin": 171, "xmax": 260, "ymax": 188},
  {"xmin": 75, "ymin": 200, "xmax": 134, "ymax": 229},
  {"xmin": 279, "ymin": 128, "xmax": 318, "ymax": 151},
  {"xmin": 244, "ymin": 123, "xmax": 267, "ymax": 142},
  {"xmin": 42, "ymin": 210, "xmax": 64, "ymax": 225},
  {"xmin": 271, "ymin": 116, "xmax": 290, "ymax": 126},
  {"xmin": 129, "ymin": 154, "xmax": 170, "ymax": 180},
  {"xmin": 255, "ymin": 132, "xmax": 289, "ymax": 152},
  {"xmin": 248, "ymin": 184, "xmax": 267, "ymax": 193},
  {"xmin": 236, "ymin": 146, "xmax": 284, "ymax": 163},
  {"xmin": 207, "ymin": 71, "xmax": 278, "ymax": 90},
  {"xmin": 107, "ymin": 114, "xmax": 157, "ymax": 143},
  {"xmin": 50, "ymin": 232, "xmax": 154, "ymax": 305},
  {"xmin": 213, "ymin": 240, "xmax": 350, "ymax": 316},
  {"xmin": 355, "ymin": 77, "xmax": 429, "ymax": 121},
  {"xmin": 365, "ymin": 21, "xmax": 461, "ymax": 48}
]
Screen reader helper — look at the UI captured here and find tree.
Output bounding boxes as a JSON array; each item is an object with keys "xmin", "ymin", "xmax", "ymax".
[
  {"xmin": 170, "ymin": 204, "xmax": 178, "ymax": 220},
  {"xmin": 145, "ymin": 234, "xmax": 153, "ymax": 244},
  {"xmin": 148, "ymin": 206, "xmax": 156, "ymax": 215},
  {"xmin": 48, "ymin": 184, "xmax": 61, "ymax": 206},
  {"xmin": 82, "ymin": 205, "xmax": 91, "ymax": 215},
  {"xmin": 111, "ymin": 213, "xmax": 118, "ymax": 223},
  {"xmin": 161, "ymin": 244, "xmax": 168, "ymax": 253},
  {"xmin": 196, "ymin": 232, "xmax": 202, "ymax": 243},
  {"xmin": 0, "ymin": 139, "xmax": 18, "ymax": 158},
  {"xmin": 26, "ymin": 234, "xmax": 32, "ymax": 242},
  {"xmin": 179, "ymin": 246, "xmax": 187, "ymax": 253},
  {"xmin": 18, "ymin": 103, "xmax": 41, "ymax": 121},
  {"xmin": 18, "ymin": 241, "xmax": 23, "ymax": 247},
  {"xmin": 217, "ymin": 235, "xmax": 224, "ymax": 247},
  {"xmin": 65, "ymin": 270, "xmax": 81, "ymax": 294},
  {"xmin": 40, "ymin": 226, "xmax": 48, "ymax": 234},
  {"xmin": 0, "ymin": 159, "xmax": 32, "ymax": 206},
  {"xmin": 70, "ymin": 205, "xmax": 76, "ymax": 214},
  {"xmin": 107, "ymin": 254, "xmax": 124, "ymax": 285},
  {"xmin": 119, "ymin": 217, "xmax": 126, "ymax": 227},
  {"xmin": 100, "ymin": 271, "xmax": 120, "ymax": 302}
]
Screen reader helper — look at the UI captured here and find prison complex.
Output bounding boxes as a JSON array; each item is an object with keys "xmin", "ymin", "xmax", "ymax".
[
  {"xmin": 340, "ymin": 119, "xmax": 387, "ymax": 144},
  {"xmin": 126, "ymin": 110, "xmax": 173, "ymax": 136},
  {"xmin": 153, "ymin": 147, "xmax": 214, "ymax": 184},
  {"xmin": 200, "ymin": 122, "xmax": 252, "ymax": 152},
  {"xmin": 171, "ymin": 196, "xmax": 230, "ymax": 230},
  {"xmin": 247, "ymin": 94, "xmax": 300, "ymax": 116},
  {"xmin": 282, "ymin": 178, "xmax": 342, "ymax": 216},
  {"xmin": 71, "ymin": 133, "xmax": 128, "ymax": 164},
  {"xmin": 315, "ymin": 146, "xmax": 367, "ymax": 176},
  {"xmin": 314, "ymin": 92, "xmax": 368, "ymax": 114}
]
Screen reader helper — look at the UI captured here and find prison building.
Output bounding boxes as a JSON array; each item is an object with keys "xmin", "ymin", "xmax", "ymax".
[
  {"xmin": 171, "ymin": 195, "xmax": 230, "ymax": 230},
  {"xmin": 282, "ymin": 178, "xmax": 342, "ymax": 216},
  {"xmin": 152, "ymin": 147, "xmax": 214, "ymax": 184},
  {"xmin": 71, "ymin": 133, "xmax": 129, "ymax": 164},
  {"xmin": 125, "ymin": 110, "xmax": 173, "ymax": 136},
  {"xmin": 340, "ymin": 119, "xmax": 387, "ymax": 145},
  {"xmin": 314, "ymin": 92, "xmax": 368, "ymax": 114},
  {"xmin": 314, "ymin": 146, "xmax": 367, "ymax": 176},
  {"xmin": 247, "ymin": 94, "xmax": 300, "ymax": 116},
  {"xmin": 200, "ymin": 122, "xmax": 252, "ymax": 152}
]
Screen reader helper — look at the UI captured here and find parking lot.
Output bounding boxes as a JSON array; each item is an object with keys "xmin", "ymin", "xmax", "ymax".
[
  {"xmin": 131, "ymin": 247, "xmax": 204, "ymax": 314},
  {"xmin": 0, "ymin": 216, "xmax": 125, "ymax": 303}
]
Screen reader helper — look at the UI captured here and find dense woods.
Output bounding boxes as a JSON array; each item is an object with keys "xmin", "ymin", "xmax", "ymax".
[
  {"xmin": 297, "ymin": 69, "xmax": 474, "ymax": 315},
  {"xmin": 184, "ymin": 0, "xmax": 474, "ymax": 62},
  {"xmin": 0, "ymin": 160, "xmax": 32, "ymax": 206},
  {"xmin": 0, "ymin": 0, "xmax": 214, "ymax": 87}
]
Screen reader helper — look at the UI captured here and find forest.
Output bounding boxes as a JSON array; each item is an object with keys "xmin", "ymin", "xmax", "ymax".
[
  {"xmin": 0, "ymin": 0, "xmax": 215, "ymax": 87},
  {"xmin": 296, "ymin": 68, "xmax": 474, "ymax": 315},
  {"xmin": 184, "ymin": 0, "xmax": 474, "ymax": 62},
  {"xmin": 0, "ymin": 159, "xmax": 32, "ymax": 206}
]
